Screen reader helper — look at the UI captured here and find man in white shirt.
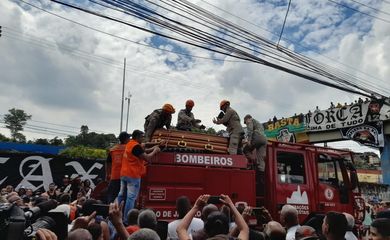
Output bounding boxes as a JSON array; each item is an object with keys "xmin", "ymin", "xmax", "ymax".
[
  {"xmin": 280, "ymin": 204, "xmax": 300, "ymax": 240},
  {"xmin": 167, "ymin": 196, "xmax": 203, "ymax": 240}
]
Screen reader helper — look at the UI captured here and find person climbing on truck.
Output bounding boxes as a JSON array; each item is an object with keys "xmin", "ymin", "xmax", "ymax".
[
  {"xmin": 213, "ymin": 100, "xmax": 244, "ymax": 155},
  {"xmin": 144, "ymin": 103, "xmax": 175, "ymax": 142},
  {"xmin": 243, "ymin": 114, "xmax": 268, "ymax": 171}
]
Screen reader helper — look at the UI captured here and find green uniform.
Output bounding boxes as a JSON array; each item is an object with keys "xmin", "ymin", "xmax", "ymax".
[
  {"xmin": 219, "ymin": 106, "xmax": 244, "ymax": 154},
  {"xmin": 144, "ymin": 109, "xmax": 172, "ymax": 142}
]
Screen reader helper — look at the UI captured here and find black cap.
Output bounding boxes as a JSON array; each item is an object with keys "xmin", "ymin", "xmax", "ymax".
[{"xmin": 118, "ymin": 132, "xmax": 131, "ymax": 143}]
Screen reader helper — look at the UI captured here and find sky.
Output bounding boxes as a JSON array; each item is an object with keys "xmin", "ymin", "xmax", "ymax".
[{"xmin": 0, "ymin": 0, "xmax": 389, "ymax": 154}]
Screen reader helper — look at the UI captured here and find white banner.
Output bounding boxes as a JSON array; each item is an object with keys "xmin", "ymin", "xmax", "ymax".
[{"xmin": 307, "ymin": 103, "xmax": 369, "ymax": 132}]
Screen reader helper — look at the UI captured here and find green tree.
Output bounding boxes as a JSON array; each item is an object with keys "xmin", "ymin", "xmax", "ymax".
[
  {"xmin": 49, "ymin": 137, "xmax": 63, "ymax": 146},
  {"xmin": 34, "ymin": 138, "xmax": 50, "ymax": 145},
  {"xmin": 64, "ymin": 125, "xmax": 116, "ymax": 149},
  {"xmin": 0, "ymin": 133, "xmax": 9, "ymax": 142},
  {"xmin": 3, "ymin": 108, "xmax": 31, "ymax": 142},
  {"xmin": 60, "ymin": 146, "xmax": 107, "ymax": 159}
]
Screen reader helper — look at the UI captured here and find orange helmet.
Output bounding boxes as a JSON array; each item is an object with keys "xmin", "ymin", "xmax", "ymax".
[
  {"xmin": 162, "ymin": 103, "xmax": 175, "ymax": 113},
  {"xmin": 219, "ymin": 100, "xmax": 230, "ymax": 109},
  {"xmin": 185, "ymin": 99, "xmax": 194, "ymax": 107}
]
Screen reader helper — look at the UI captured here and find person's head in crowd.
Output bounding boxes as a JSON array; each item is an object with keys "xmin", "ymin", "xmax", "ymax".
[
  {"xmin": 68, "ymin": 228, "xmax": 93, "ymax": 240},
  {"xmin": 7, "ymin": 194, "xmax": 23, "ymax": 206},
  {"xmin": 87, "ymin": 222, "xmax": 103, "ymax": 240},
  {"xmin": 119, "ymin": 131, "xmax": 131, "ymax": 144},
  {"xmin": 1, "ymin": 188, "xmax": 7, "ymax": 196},
  {"xmin": 127, "ymin": 209, "xmax": 140, "ymax": 226},
  {"xmin": 31, "ymin": 196, "xmax": 47, "ymax": 207},
  {"xmin": 305, "ymin": 214, "xmax": 325, "ymax": 236},
  {"xmin": 370, "ymin": 218, "xmax": 390, "ymax": 240},
  {"xmin": 138, "ymin": 209, "xmax": 157, "ymax": 229},
  {"xmin": 22, "ymin": 195, "xmax": 30, "ymax": 205},
  {"xmin": 220, "ymin": 205, "xmax": 232, "ymax": 223},
  {"xmin": 176, "ymin": 196, "xmax": 192, "ymax": 219},
  {"xmin": 377, "ymin": 210, "xmax": 390, "ymax": 219},
  {"xmin": 295, "ymin": 226, "xmax": 318, "ymax": 240},
  {"xmin": 235, "ymin": 202, "xmax": 248, "ymax": 215},
  {"xmin": 18, "ymin": 186, "xmax": 26, "ymax": 196},
  {"xmin": 77, "ymin": 190, "xmax": 86, "ymax": 200},
  {"xmin": 48, "ymin": 183, "xmax": 56, "ymax": 192},
  {"xmin": 322, "ymin": 211, "xmax": 348, "ymax": 240},
  {"xmin": 25, "ymin": 188, "xmax": 33, "ymax": 197},
  {"xmin": 59, "ymin": 193, "xmax": 71, "ymax": 204},
  {"xmin": 83, "ymin": 179, "xmax": 91, "ymax": 188},
  {"xmin": 6, "ymin": 185, "xmax": 13, "ymax": 193},
  {"xmin": 82, "ymin": 199, "xmax": 99, "ymax": 216},
  {"xmin": 343, "ymin": 212, "xmax": 355, "ymax": 231},
  {"xmin": 128, "ymin": 228, "xmax": 161, "ymax": 240},
  {"xmin": 78, "ymin": 196, "xmax": 87, "ymax": 206},
  {"xmin": 63, "ymin": 175, "xmax": 70, "ymax": 185},
  {"xmin": 201, "ymin": 203, "xmax": 219, "ymax": 221},
  {"xmin": 40, "ymin": 191, "xmax": 50, "ymax": 199},
  {"xmin": 264, "ymin": 221, "xmax": 287, "ymax": 240},
  {"xmin": 280, "ymin": 204, "xmax": 299, "ymax": 228},
  {"xmin": 204, "ymin": 211, "xmax": 230, "ymax": 237}
]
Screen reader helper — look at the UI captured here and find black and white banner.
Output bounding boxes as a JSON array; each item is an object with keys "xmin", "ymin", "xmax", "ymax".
[
  {"xmin": 340, "ymin": 122, "xmax": 384, "ymax": 147},
  {"xmin": 0, "ymin": 152, "xmax": 105, "ymax": 192},
  {"xmin": 307, "ymin": 103, "xmax": 369, "ymax": 132}
]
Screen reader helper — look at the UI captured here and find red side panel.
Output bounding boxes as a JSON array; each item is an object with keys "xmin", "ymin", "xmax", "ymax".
[{"xmin": 139, "ymin": 164, "xmax": 256, "ymax": 220}]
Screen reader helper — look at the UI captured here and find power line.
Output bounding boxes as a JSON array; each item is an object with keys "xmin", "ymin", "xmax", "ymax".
[
  {"xmin": 328, "ymin": 0, "xmax": 390, "ymax": 24},
  {"xmin": 348, "ymin": 0, "xmax": 390, "ymax": 16},
  {"xmin": 18, "ymin": 0, "xmax": 246, "ymax": 63},
  {"xmin": 277, "ymin": 0, "xmax": 292, "ymax": 47},
  {"xmin": 199, "ymin": 0, "xmax": 388, "ymax": 89}
]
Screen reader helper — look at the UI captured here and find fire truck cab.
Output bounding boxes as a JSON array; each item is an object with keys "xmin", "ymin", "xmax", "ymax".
[{"xmin": 137, "ymin": 140, "xmax": 363, "ymax": 223}]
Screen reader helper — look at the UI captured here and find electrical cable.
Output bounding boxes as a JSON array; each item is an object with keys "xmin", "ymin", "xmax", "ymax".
[
  {"xmin": 327, "ymin": 0, "xmax": 390, "ymax": 23},
  {"xmin": 18, "ymin": 0, "xmax": 247, "ymax": 63},
  {"xmin": 277, "ymin": 0, "xmax": 292, "ymax": 47}
]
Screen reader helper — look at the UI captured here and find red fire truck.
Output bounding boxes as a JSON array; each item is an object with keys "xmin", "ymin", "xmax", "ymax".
[{"xmin": 137, "ymin": 134, "xmax": 365, "ymax": 223}]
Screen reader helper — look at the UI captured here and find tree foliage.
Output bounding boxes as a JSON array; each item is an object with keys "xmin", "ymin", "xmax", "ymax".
[
  {"xmin": 59, "ymin": 146, "xmax": 108, "ymax": 159},
  {"xmin": 3, "ymin": 108, "xmax": 31, "ymax": 142},
  {"xmin": 0, "ymin": 133, "xmax": 10, "ymax": 142},
  {"xmin": 64, "ymin": 126, "xmax": 116, "ymax": 149}
]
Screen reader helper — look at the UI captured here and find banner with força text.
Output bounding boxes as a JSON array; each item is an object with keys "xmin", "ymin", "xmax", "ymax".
[
  {"xmin": 263, "ymin": 115, "xmax": 309, "ymax": 143},
  {"xmin": 340, "ymin": 122, "xmax": 384, "ymax": 147},
  {"xmin": 0, "ymin": 152, "xmax": 105, "ymax": 192},
  {"xmin": 306, "ymin": 100, "xmax": 390, "ymax": 132}
]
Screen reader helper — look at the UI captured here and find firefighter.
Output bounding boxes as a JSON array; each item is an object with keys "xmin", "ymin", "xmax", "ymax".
[
  {"xmin": 144, "ymin": 103, "xmax": 175, "ymax": 142},
  {"xmin": 106, "ymin": 131, "xmax": 130, "ymax": 203},
  {"xmin": 243, "ymin": 114, "xmax": 267, "ymax": 171},
  {"xmin": 212, "ymin": 100, "xmax": 244, "ymax": 154},
  {"xmin": 176, "ymin": 99, "xmax": 205, "ymax": 131}
]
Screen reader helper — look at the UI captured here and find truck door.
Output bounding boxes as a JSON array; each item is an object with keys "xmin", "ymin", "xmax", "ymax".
[
  {"xmin": 316, "ymin": 154, "xmax": 353, "ymax": 213},
  {"xmin": 273, "ymin": 150, "xmax": 314, "ymax": 222}
]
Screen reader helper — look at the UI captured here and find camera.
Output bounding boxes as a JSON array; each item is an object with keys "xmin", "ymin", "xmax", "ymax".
[{"xmin": 0, "ymin": 202, "xmax": 68, "ymax": 240}]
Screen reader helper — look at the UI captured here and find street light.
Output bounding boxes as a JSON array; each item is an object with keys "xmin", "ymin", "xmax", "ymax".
[{"xmin": 125, "ymin": 92, "xmax": 132, "ymax": 132}]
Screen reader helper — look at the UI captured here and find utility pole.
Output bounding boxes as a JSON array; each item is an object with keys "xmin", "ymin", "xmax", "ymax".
[
  {"xmin": 120, "ymin": 58, "xmax": 126, "ymax": 133},
  {"xmin": 125, "ymin": 92, "xmax": 132, "ymax": 132}
]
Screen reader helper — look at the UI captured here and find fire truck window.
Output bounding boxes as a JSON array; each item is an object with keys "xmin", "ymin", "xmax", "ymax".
[
  {"xmin": 276, "ymin": 151, "xmax": 305, "ymax": 184},
  {"xmin": 318, "ymin": 161, "xmax": 339, "ymax": 186}
]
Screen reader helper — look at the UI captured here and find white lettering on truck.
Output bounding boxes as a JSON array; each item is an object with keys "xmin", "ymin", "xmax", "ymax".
[{"xmin": 175, "ymin": 154, "xmax": 233, "ymax": 166}]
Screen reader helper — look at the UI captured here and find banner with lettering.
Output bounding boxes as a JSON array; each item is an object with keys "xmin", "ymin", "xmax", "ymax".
[
  {"xmin": 263, "ymin": 115, "xmax": 309, "ymax": 143},
  {"xmin": 307, "ymin": 103, "xmax": 369, "ymax": 132},
  {"xmin": 340, "ymin": 122, "xmax": 384, "ymax": 147},
  {"xmin": 0, "ymin": 152, "xmax": 105, "ymax": 192}
]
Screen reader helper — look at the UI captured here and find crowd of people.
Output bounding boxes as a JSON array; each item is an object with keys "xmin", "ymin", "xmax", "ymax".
[{"xmin": 2, "ymin": 188, "xmax": 390, "ymax": 240}]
